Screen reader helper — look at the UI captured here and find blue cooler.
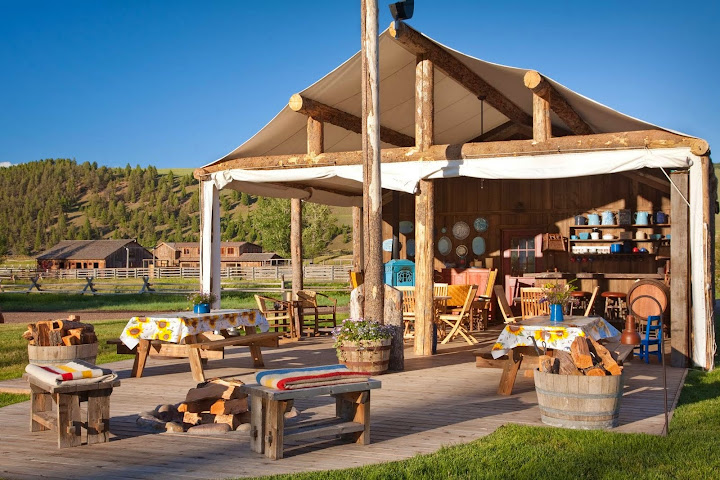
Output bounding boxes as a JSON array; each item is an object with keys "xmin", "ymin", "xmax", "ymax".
[{"xmin": 384, "ymin": 260, "xmax": 415, "ymax": 287}]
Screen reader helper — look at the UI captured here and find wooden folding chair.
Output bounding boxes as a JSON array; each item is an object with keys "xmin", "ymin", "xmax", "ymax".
[
  {"xmin": 584, "ymin": 286, "xmax": 600, "ymax": 317},
  {"xmin": 494, "ymin": 285, "xmax": 521, "ymax": 324},
  {"xmin": 520, "ymin": 287, "xmax": 549, "ymax": 319},
  {"xmin": 397, "ymin": 286, "xmax": 416, "ymax": 339},
  {"xmin": 438, "ymin": 284, "xmax": 479, "ymax": 345},
  {"xmin": 433, "ymin": 282, "xmax": 449, "ymax": 314}
]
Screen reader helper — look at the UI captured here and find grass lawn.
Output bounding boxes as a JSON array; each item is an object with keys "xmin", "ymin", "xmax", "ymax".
[{"xmin": 0, "ymin": 288, "xmax": 350, "ymax": 313}]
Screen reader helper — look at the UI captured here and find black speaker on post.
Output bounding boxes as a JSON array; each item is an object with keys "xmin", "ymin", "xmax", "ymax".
[{"xmin": 389, "ymin": 0, "xmax": 414, "ymax": 21}]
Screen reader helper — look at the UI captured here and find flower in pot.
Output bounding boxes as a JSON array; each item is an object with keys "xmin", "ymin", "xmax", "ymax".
[
  {"xmin": 187, "ymin": 292, "xmax": 217, "ymax": 314},
  {"xmin": 332, "ymin": 318, "xmax": 394, "ymax": 374},
  {"xmin": 540, "ymin": 281, "xmax": 577, "ymax": 322}
]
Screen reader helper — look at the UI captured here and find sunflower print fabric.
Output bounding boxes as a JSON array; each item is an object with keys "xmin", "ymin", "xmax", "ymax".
[
  {"xmin": 120, "ymin": 309, "xmax": 270, "ymax": 349},
  {"xmin": 491, "ymin": 316, "xmax": 620, "ymax": 359}
]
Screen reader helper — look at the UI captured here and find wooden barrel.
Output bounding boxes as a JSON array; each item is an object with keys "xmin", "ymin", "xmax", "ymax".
[
  {"xmin": 534, "ymin": 370, "xmax": 624, "ymax": 429},
  {"xmin": 28, "ymin": 342, "xmax": 98, "ymax": 365},
  {"xmin": 627, "ymin": 279, "xmax": 670, "ymax": 332},
  {"xmin": 339, "ymin": 339, "xmax": 391, "ymax": 375}
]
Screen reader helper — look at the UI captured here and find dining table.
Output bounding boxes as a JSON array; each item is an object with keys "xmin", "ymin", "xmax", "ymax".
[
  {"xmin": 492, "ymin": 315, "xmax": 620, "ymax": 395},
  {"xmin": 119, "ymin": 309, "xmax": 272, "ymax": 379}
]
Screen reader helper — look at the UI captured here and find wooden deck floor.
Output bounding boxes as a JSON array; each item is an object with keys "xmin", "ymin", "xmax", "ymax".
[{"xmin": 0, "ymin": 328, "xmax": 686, "ymax": 480}]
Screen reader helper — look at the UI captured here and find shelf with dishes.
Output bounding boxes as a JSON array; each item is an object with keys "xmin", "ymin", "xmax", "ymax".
[
  {"xmin": 569, "ymin": 224, "xmax": 670, "ymax": 229},
  {"xmin": 569, "ymin": 239, "xmax": 668, "ymax": 243}
]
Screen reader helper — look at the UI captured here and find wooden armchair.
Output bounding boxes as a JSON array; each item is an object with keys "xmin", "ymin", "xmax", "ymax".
[
  {"xmin": 254, "ymin": 295, "xmax": 295, "ymax": 337},
  {"xmin": 520, "ymin": 287, "xmax": 550, "ymax": 319},
  {"xmin": 296, "ymin": 290, "xmax": 337, "ymax": 336}
]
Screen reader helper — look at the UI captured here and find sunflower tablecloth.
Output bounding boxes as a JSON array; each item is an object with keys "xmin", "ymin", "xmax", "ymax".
[
  {"xmin": 120, "ymin": 309, "xmax": 270, "ymax": 349},
  {"xmin": 491, "ymin": 316, "xmax": 620, "ymax": 359}
]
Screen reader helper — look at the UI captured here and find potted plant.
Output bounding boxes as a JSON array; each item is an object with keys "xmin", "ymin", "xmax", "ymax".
[
  {"xmin": 540, "ymin": 281, "xmax": 577, "ymax": 322},
  {"xmin": 188, "ymin": 291, "xmax": 217, "ymax": 314},
  {"xmin": 332, "ymin": 318, "xmax": 393, "ymax": 374}
]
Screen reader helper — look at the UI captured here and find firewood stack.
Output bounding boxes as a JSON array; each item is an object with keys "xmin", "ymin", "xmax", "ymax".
[
  {"xmin": 539, "ymin": 337, "xmax": 623, "ymax": 376},
  {"xmin": 179, "ymin": 378, "xmax": 251, "ymax": 431},
  {"xmin": 22, "ymin": 315, "xmax": 97, "ymax": 346}
]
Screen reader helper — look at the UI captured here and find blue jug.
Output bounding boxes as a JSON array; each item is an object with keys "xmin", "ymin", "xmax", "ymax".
[
  {"xmin": 587, "ymin": 213, "xmax": 600, "ymax": 226},
  {"xmin": 634, "ymin": 211, "xmax": 650, "ymax": 225},
  {"xmin": 655, "ymin": 211, "xmax": 668, "ymax": 224},
  {"xmin": 601, "ymin": 211, "xmax": 615, "ymax": 225}
]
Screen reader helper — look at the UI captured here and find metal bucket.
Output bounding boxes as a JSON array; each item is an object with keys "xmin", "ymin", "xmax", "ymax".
[{"xmin": 534, "ymin": 370, "xmax": 624, "ymax": 429}]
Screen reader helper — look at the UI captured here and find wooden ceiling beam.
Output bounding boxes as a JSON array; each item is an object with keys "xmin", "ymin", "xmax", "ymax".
[
  {"xmin": 195, "ymin": 129, "xmax": 703, "ymax": 178},
  {"xmin": 620, "ymin": 171, "xmax": 671, "ymax": 193},
  {"xmin": 289, "ymin": 93, "xmax": 415, "ymax": 147},
  {"xmin": 389, "ymin": 21, "xmax": 532, "ymax": 128},
  {"xmin": 524, "ymin": 70, "xmax": 594, "ymax": 136}
]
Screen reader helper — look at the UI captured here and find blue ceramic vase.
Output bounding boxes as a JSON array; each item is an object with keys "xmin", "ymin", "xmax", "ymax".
[
  {"xmin": 194, "ymin": 303, "xmax": 210, "ymax": 314},
  {"xmin": 549, "ymin": 304, "xmax": 564, "ymax": 322}
]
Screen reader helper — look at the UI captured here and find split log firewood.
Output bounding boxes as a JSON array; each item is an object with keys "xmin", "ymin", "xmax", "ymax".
[
  {"xmin": 588, "ymin": 337, "xmax": 623, "ymax": 375},
  {"xmin": 570, "ymin": 337, "xmax": 594, "ymax": 369},
  {"xmin": 585, "ymin": 366, "xmax": 607, "ymax": 376},
  {"xmin": 178, "ymin": 398, "xmax": 217, "ymax": 414},
  {"xmin": 554, "ymin": 350, "xmax": 582, "ymax": 375},
  {"xmin": 83, "ymin": 332, "xmax": 98, "ymax": 344},
  {"xmin": 54, "ymin": 320, "xmax": 93, "ymax": 333},
  {"xmin": 62, "ymin": 335, "xmax": 80, "ymax": 346},
  {"xmin": 182, "ymin": 412, "xmax": 215, "ymax": 425},
  {"xmin": 214, "ymin": 413, "xmax": 242, "ymax": 430},
  {"xmin": 22, "ymin": 329, "xmax": 34, "ymax": 340},
  {"xmin": 186, "ymin": 380, "xmax": 244, "ymax": 403},
  {"xmin": 209, "ymin": 398, "xmax": 249, "ymax": 415},
  {"xmin": 538, "ymin": 355, "xmax": 558, "ymax": 374},
  {"xmin": 35, "ymin": 322, "xmax": 51, "ymax": 346}
]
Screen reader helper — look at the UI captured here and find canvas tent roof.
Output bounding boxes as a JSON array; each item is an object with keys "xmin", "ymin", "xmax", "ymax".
[{"xmin": 201, "ymin": 27, "xmax": 699, "ymax": 207}]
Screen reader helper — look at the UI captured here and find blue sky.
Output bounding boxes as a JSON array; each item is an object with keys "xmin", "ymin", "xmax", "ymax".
[{"xmin": 1, "ymin": 0, "xmax": 718, "ymax": 169}]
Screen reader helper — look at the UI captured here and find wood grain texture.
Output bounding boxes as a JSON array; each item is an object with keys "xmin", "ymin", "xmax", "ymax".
[
  {"xmin": 524, "ymin": 70, "xmax": 594, "ymax": 136},
  {"xmin": 670, "ymin": 171, "xmax": 689, "ymax": 367}
]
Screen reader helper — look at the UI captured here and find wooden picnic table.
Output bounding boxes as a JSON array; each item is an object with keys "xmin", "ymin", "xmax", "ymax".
[
  {"xmin": 492, "ymin": 315, "xmax": 620, "ymax": 395},
  {"xmin": 117, "ymin": 309, "xmax": 279, "ymax": 381}
]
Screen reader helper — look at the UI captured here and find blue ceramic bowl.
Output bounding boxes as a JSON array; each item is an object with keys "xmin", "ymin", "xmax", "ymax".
[{"xmin": 578, "ymin": 232, "xmax": 590, "ymax": 240}]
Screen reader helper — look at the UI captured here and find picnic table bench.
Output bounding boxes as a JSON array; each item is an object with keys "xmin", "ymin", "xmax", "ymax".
[{"xmin": 242, "ymin": 379, "xmax": 382, "ymax": 460}]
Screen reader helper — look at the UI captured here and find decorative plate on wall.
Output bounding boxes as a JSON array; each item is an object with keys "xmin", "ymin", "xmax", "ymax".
[
  {"xmin": 456, "ymin": 244, "xmax": 468, "ymax": 257},
  {"xmin": 452, "ymin": 221, "xmax": 470, "ymax": 240},
  {"xmin": 474, "ymin": 217, "xmax": 489, "ymax": 232},
  {"xmin": 406, "ymin": 239, "xmax": 415, "ymax": 256},
  {"xmin": 382, "ymin": 239, "xmax": 394, "ymax": 252},
  {"xmin": 399, "ymin": 221, "xmax": 414, "ymax": 234},
  {"xmin": 438, "ymin": 236, "xmax": 452, "ymax": 256},
  {"xmin": 472, "ymin": 236, "xmax": 486, "ymax": 255}
]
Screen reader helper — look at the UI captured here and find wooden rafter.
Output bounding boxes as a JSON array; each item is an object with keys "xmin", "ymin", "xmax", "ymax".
[
  {"xmin": 195, "ymin": 130, "xmax": 705, "ymax": 178},
  {"xmin": 524, "ymin": 70, "xmax": 594, "ymax": 136},
  {"xmin": 469, "ymin": 122, "xmax": 532, "ymax": 143},
  {"xmin": 289, "ymin": 94, "xmax": 414, "ymax": 147},
  {"xmin": 620, "ymin": 171, "xmax": 671, "ymax": 193},
  {"xmin": 389, "ymin": 21, "xmax": 532, "ymax": 127}
]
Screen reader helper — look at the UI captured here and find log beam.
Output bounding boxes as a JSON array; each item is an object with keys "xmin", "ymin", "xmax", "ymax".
[
  {"xmin": 620, "ymin": 171, "xmax": 671, "ymax": 193},
  {"xmin": 195, "ymin": 130, "xmax": 704, "ymax": 177},
  {"xmin": 289, "ymin": 94, "xmax": 414, "ymax": 147},
  {"xmin": 524, "ymin": 70, "xmax": 594, "ymax": 136},
  {"xmin": 389, "ymin": 21, "xmax": 532, "ymax": 127},
  {"xmin": 530, "ymin": 76, "xmax": 551, "ymax": 142}
]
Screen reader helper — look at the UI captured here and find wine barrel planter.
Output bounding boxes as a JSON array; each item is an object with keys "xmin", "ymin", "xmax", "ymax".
[
  {"xmin": 338, "ymin": 338, "xmax": 391, "ymax": 375},
  {"xmin": 28, "ymin": 342, "xmax": 99, "ymax": 366},
  {"xmin": 534, "ymin": 370, "xmax": 624, "ymax": 430}
]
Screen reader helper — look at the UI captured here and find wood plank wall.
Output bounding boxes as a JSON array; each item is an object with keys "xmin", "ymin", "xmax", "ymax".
[{"xmin": 382, "ymin": 173, "xmax": 672, "ymax": 279}]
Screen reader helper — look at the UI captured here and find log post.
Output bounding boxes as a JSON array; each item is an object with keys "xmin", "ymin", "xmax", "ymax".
[
  {"xmin": 200, "ymin": 181, "xmax": 221, "ymax": 309},
  {"xmin": 290, "ymin": 198, "xmax": 303, "ymax": 299},
  {"xmin": 670, "ymin": 171, "xmax": 689, "ymax": 367},
  {"xmin": 361, "ymin": 0, "xmax": 383, "ymax": 324},
  {"xmin": 384, "ymin": 285, "xmax": 404, "ymax": 371},
  {"xmin": 352, "ymin": 206, "xmax": 364, "ymax": 273},
  {"xmin": 525, "ymin": 72, "xmax": 551, "ymax": 142},
  {"xmin": 414, "ymin": 53, "xmax": 435, "ymax": 356},
  {"xmin": 523, "ymin": 70, "xmax": 594, "ymax": 136}
]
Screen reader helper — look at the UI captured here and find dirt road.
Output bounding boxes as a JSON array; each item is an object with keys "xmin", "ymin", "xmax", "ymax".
[{"xmin": 1, "ymin": 311, "xmax": 149, "ymax": 324}]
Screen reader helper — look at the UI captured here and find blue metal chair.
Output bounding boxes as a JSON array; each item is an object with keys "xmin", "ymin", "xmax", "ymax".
[{"xmin": 636, "ymin": 315, "xmax": 662, "ymax": 363}]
